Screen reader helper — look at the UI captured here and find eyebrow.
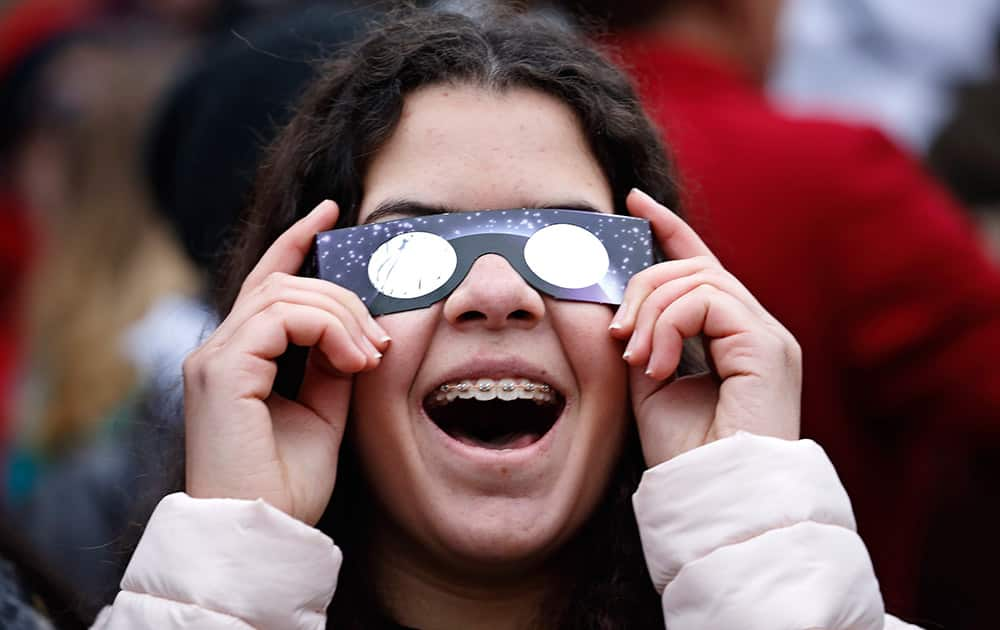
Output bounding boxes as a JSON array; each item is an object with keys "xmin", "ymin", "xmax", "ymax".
[
  {"xmin": 362, "ymin": 198, "xmax": 604, "ymax": 224},
  {"xmin": 362, "ymin": 200, "xmax": 457, "ymax": 224}
]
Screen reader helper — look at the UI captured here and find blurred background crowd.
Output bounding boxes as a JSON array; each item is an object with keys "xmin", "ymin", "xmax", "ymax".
[{"xmin": 0, "ymin": 0, "xmax": 998, "ymax": 627}]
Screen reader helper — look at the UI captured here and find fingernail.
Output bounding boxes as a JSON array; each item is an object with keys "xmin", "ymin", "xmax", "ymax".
[
  {"xmin": 369, "ymin": 315, "xmax": 392, "ymax": 344},
  {"xmin": 361, "ymin": 335, "xmax": 382, "ymax": 359},
  {"xmin": 623, "ymin": 336, "xmax": 636, "ymax": 360},
  {"xmin": 645, "ymin": 367, "xmax": 655, "ymax": 378},
  {"xmin": 631, "ymin": 188, "xmax": 654, "ymax": 203},
  {"xmin": 311, "ymin": 199, "xmax": 333, "ymax": 214},
  {"xmin": 631, "ymin": 188, "xmax": 675, "ymax": 214},
  {"xmin": 609, "ymin": 301, "xmax": 628, "ymax": 330}
]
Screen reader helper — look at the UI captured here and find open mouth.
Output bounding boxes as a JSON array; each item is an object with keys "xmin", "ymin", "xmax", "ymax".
[{"xmin": 424, "ymin": 377, "xmax": 566, "ymax": 450}]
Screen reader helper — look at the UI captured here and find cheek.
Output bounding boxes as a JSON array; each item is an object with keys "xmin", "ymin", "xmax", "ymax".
[
  {"xmin": 551, "ymin": 301, "xmax": 627, "ymax": 387},
  {"xmin": 351, "ymin": 308, "xmax": 438, "ymax": 431},
  {"xmin": 550, "ymin": 299, "xmax": 630, "ymax": 447},
  {"xmin": 348, "ymin": 309, "xmax": 440, "ymax": 521},
  {"xmin": 550, "ymin": 303, "xmax": 630, "ymax": 531}
]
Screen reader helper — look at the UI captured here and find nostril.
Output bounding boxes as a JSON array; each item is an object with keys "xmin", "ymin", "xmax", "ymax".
[
  {"xmin": 455, "ymin": 309, "xmax": 535, "ymax": 324},
  {"xmin": 458, "ymin": 310, "xmax": 487, "ymax": 323}
]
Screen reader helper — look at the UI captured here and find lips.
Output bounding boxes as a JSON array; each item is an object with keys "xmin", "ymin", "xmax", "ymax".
[{"xmin": 422, "ymin": 375, "xmax": 566, "ymax": 450}]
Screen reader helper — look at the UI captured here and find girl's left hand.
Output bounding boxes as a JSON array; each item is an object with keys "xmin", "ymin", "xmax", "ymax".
[{"xmin": 610, "ymin": 189, "xmax": 801, "ymax": 467}]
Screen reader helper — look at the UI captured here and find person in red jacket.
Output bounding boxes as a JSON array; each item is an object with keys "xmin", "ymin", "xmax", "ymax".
[{"xmin": 551, "ymin": 0, "xmax": 1000, "ymax": 619}]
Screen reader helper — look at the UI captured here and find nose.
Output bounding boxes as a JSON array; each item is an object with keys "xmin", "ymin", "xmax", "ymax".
[{"xmin": 443, "ymin": 254, "xmax": 545, "ymax": 329}]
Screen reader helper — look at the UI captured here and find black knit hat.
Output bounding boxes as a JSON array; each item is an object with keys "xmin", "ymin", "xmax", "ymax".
[
  {"xmin": 0, "ymin": 32, "xmax": 88, "ymax": 163},
  {"xmin": 144, "ymin": 3, "xmax": 372, "ymax": 273}
]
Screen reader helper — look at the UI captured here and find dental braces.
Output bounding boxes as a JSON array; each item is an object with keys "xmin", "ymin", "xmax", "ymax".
[
  {"xmin": 429, "ymin": 378, "xmax": 557, "ymax": 406},
  {"xmin": 439, "ymin": 381, "xmax": 552, "ymax": 394}
]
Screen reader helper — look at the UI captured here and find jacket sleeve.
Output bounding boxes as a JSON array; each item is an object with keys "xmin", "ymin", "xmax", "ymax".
[
  {"xmin": 633, "ymin": 432, "xmax": 924, "ymax": 630},
  {"xmin": 90, "ymin": 493, "xmax": 341, "ymax": 630}
]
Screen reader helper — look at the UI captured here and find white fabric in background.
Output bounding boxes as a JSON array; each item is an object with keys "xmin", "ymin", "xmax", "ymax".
[
  {"xmin": 120, "ymin": 293, "xmax": 217, "ymax": 414},
  {"xmin": 770, "ymin": 0, "xmax": 1000, "ymax": 153}
]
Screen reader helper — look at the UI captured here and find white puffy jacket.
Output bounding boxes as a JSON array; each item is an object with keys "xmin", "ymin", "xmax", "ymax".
[{"xmin": 92, "ymin": 433, "xmax": 924, "ymax": 629}]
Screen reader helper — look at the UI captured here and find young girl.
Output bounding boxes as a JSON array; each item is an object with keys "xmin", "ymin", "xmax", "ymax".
[{"xmin": 94, "ymin": 6, "xmax": 921, "ymax": 629}]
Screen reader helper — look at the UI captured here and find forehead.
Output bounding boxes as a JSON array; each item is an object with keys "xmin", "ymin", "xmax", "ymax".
[{"xmin": 358, "ymin": 84, "xmax": 613, "ymax": 221}]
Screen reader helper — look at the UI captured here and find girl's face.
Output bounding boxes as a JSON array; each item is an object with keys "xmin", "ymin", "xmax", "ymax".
[{"xmin": 351, "ymin": 84, "xmax": 629, "ymax": 574}]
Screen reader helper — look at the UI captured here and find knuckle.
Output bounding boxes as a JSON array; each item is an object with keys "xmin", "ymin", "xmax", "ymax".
[
  {"xmin": 184, "ymin": 345, "xmax": 224, "ymax": 390},
  {"xmin": 760, "ymin": 330, "xmax": 800, "ymax": 368},
  {"xmin": 233, "ymin": 351, "xmax": 272, "ymax": 380},
  {"xmin": 647, "ymin": 289, "xmax": 672, "ymax": 311},
  {"xmin": 237, "ymin": 274, "xmax": 256, "ymax": 296},
  {"xmin": 327, "ymin": 298, "xmax": 353, "ymax": 322},
  {"xmin": 259, "ymin": 272, "xmax": 289, "ymax": 296},
  {"xmin": 629, "ymin": 269, "xmax": 657, "ymax": 293},
  {"xmin": 312, "ymin": 276, "xmax": 351, "ymax": 301},
  {"xmin": 782, "ymin": 336, "xmax": 803, "ymax": 367},
  {"xmin": 261, "ymin": 300, "xmax": 291, "ymax": 321},
  {"xmin": 322, "ymin": 314, "xmax": 346, "ymax": 336},
  {"xmin": 685, "ymin": 271, "xmax": 718, "ymax": 294},
  {"xmin": 344, "ymin": 291, "xmax": 369, "ymax": 313},
  {"xmin": 181, "ymin": 351, "xmax": 202, "ymax": 382},
  {"xmin": 182, "ymin": 345, "xmax": 203, "ymax": 368},
  {"xmin": 312, "ymin": 281, "xmax": 360, "ymax": 315},
  {"xmin": 694, "ymin": 255, "xmax": 718, "ymax": 269},
  {"xmin": 327, "ymin": 281, "xmax": 354, "ymax": 300},
  {"xmin": 694, "ymin": 282, "xmax": 717, "ymax": 296},
  {"xmin": 701, "ymin": 266, "xmax": 728, "ymax": 285}
]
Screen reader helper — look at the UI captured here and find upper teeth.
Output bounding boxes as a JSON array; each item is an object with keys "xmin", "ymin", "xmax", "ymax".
[{"xmin": 430, "ymin": 378, "xmax": 555, "ymax": 405}]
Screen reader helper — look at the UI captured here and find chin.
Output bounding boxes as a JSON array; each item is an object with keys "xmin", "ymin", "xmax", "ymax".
[{"xmin": 418, "ymin": 493, "xmax": 595, "ymax": 574}]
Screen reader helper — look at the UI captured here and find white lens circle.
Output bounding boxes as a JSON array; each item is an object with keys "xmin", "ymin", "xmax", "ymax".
[
  {"xmin": 367, "ymin": 231, "xmax": 457, "ymax": 299},
  {"xmin": 523, "ymin": 223, "xmax": 609, "ymax": 289}
]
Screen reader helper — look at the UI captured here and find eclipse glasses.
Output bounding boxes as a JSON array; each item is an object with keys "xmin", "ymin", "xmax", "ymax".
[{"xmin": 313, "ymin": 209, "xmax": 657, "ymax": 316}]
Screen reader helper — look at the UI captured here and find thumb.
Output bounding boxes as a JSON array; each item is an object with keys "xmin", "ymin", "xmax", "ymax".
[
  {"xmin": 632, "ymin": 369, "xmax": 718, "ymax": 466},
  {"xmin": 298, "ymin": 362, "xmax": 353, "ymax": 433}
]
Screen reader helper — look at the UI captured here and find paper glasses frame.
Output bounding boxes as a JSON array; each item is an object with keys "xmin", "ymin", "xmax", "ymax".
[{"xmin": 313, "ymin": 208, "xmax": 657, "ymax": 316}]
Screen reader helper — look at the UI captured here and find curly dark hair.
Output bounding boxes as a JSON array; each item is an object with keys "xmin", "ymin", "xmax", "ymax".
[
  {"xmin": 210, "ymin": 3, "xmax": 688, "ymax": 628},
  {"xmin": 529, "ymin": 0, "xmax": 679, "ymax": 30}
]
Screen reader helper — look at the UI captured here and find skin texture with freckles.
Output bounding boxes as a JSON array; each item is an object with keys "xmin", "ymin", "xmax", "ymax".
[{"xmin": 349, "ymin": 85, "xmax": 631, "ymax": 606}]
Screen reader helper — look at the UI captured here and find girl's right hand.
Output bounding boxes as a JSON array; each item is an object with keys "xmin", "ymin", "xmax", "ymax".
[{"xmin": 182, "ymin": 200, "xmax": 391, "ymax": 526}]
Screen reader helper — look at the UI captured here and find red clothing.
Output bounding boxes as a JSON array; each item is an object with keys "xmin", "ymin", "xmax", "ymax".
[
  {"xmin": 0, "ymin": 0, "xmax": 101, "ymax": 74},
  {"xmin": 0, "ymin": 191, "xmax": 34, "ymax": 445},
  {"xmin": 615, "ymin": 39, "xmax": 1000, "ymax": 614}
]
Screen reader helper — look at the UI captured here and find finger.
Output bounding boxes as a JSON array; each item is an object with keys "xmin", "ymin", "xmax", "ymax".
[
  {"xmin": 266, "ymin": 393, "xmax": 343, "ymax": 525},
  {"xmin": 238, "ymin": 200, "xmax": 340, "ymax": 299},
  {"xmin": 278, "ymin": 276, "xmax": 390, "ymax": 346},
  {"xmin": 622, "ymin": 275, "xmax": 708, "ymax": 368},
  {"xmin": 622, "ymin": 271, "xmax": 775, "ymax": 368},
  {"xmin": 215, "ymin": 278, "xmax": 388, "ymax": 358},
  {"xmin": 632, "ymin": 371, "xmax": 719, "ymax": 467},
  {"xmin": 645, "ymin": 284, "xmax": 760, "ymax": 380},
  {"xmin": 611, "ymin": 257, "xmax": 765, "ymax": 338},
  {"xmin": 626, "ymin": 188, "xmax": 717, "ymax": 262},
  {"xmin": 229, "ymin": 302, "xmax": 372, "ymax": 375},
  {"xmin": 611, "ymin": 257, "xmax": 711, "ymax": 337},
  {"xmin": 268, "ymin": 392, "xmax": 344, "ymax": 464}
]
